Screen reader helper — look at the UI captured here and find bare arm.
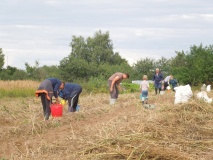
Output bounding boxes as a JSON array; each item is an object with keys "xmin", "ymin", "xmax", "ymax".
[
  {"xmin": 117, "ymin": 83, "xmax": 122, "ymax": 91},
  {"xmin": 110, "ymin": 76, "xmax": 119, "ymax": 92}
]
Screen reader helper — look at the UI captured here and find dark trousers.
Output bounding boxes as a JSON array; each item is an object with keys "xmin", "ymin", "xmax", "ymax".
[
  {"xmin": 155, "ymin": 88, "xmax": 161, "ymax": 94},
  {"xmin": 164, "ymin": 82, "xmax": 169, "ymax": 91},
  {"xmin": 154, "ymin": 83, "xmax": 162, "ymax": 95},
  {"xmin": 40, "ymin": 93, "xmax": 51, "ymax": 120},
  {"xmin": 68, "ymin": 93, "xmax": 81, "ymax": 112},
  {"xmin": 108, "ymin": 80, "xmax": 118, "ymax": 99}
]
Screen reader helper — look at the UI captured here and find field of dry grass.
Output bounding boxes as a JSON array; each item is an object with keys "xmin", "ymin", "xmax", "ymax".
[
  {"xmin": 1, "ymin": 89, "xmax": 213, "ymax": 160},
  {"xmin": 0, "ymin": 80, "xmax": 39, "ymax": 98},
  {"xmin": 0, "ymin": 80, "xmax": 39, "ymax": 90}
]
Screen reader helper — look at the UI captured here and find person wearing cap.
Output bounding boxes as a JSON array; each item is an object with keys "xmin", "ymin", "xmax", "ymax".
[
  {"xmin": 58, "ymin": 83, "xmax": 82, "ymax": 112},
  {"xmin": 108, "ymin": 72, "xmax": 129, "ymax": 105},
  {"xmin": 36, "ymin": 78, "xmax": 65, "ymax": 120}
]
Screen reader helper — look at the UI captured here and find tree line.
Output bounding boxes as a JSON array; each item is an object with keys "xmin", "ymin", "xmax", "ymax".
[{"xmin": 0, "ymin": 30, "xmax": 213, "ymax": 86}]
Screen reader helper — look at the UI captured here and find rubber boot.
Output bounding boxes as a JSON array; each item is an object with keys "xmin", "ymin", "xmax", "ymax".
[
  {"xmin": 110, "ymin": 99, "xmax": 116, "ymax": 105},
  {"xmin": 76, "ymin": 105, "xmax": 80, "ymax": 111}
]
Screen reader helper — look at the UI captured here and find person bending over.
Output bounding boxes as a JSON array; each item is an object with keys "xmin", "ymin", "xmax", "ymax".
[
  {"xmin": 59, "ymin": 83, "xmax": 82, "ymax": 112},
  {"xmin": 36, "ymin": 78, "xmax": 65, "ymax": 120},
  {"xmin": 108, "ymin": 72, "xmax": 129, "ymax": 104}
]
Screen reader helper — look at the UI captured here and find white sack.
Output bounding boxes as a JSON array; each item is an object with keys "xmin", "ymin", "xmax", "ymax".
[
  {"xmin": 166, "ymin": 86, "xmax": 171, "ymax": 90},
  {"xmin": 174, "ymin": 84, "xmax": 193, "ymax": 104},
  {"xmin": 206, "ymin": 85, "xmax": 211, "ymax": 92},
  {"xmin": 196, "ymin": 91, "xmax": 212, "ymax": 103},
  {"xmin": 201, "ymin": 84, "xmax": 206, "ymax": 91}
]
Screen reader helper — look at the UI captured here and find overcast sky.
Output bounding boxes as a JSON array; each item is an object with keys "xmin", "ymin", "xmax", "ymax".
[{"xmin": 1, "ymin": 0, "xmax": 213, "ymax": 69}]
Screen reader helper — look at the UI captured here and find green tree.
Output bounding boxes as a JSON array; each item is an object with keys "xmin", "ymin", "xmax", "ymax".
[
  {"xmin": 0, "ymin": 66, "xmax": 17, "ymax": 80},
  {"xmin": 0, "ymin": 48, "xmax": 5, "ymax": 70},
  {"xmin": 185, "ymin": 44, "xmax": 213, "ymax": 85},
  {"xmin": 97, "ymin": 62, "xmax": 132, "ymax": 81},
  {"xmin": 154, "ymin": 57, "xmax": 170, "ymax": 76},
  {"xmin": 59, "ymin": 57, "xmax": 96, "ymax": 82},
  {"xmin": 170, "ymin": 44, "xmax": 213, "ymax": 85},
  {"xmin": 69, "ymin": 30, "xmax": 127, "ymax": 65},
  {"xmin": 39, "ymin": 65, "xmax": 61, "ymax": 79},
  {"xmin": 169, "ymin": 51, "xmax": 188, "ymax": 84},
  {"xmin": 70, "ymin": 36, "xmax": 88, "ymax": 60},
  {"xmin": 25, "ymin": 61, "xmax": 61, "ymax": 81},
  {"xmin": 0, "ymin": 66, "xmax": 27, "ymax": 80},
  {"xmin": 12, "ymin": 69, "xmax": 27, "ymax": 80},
  {"xmin": 25, "ymin": 61, "xmax": 39, "ymax": 80},
  {"xmin": 132, "ymin": 58, "xmax": 155, "ymax": 80},
  {"xmin": 170, "ymin": 51, "xmax": 187, "ymax": 68},
  {"xmin": 60, "ymin": 30, "xmax": 130, "ymax": 81}
]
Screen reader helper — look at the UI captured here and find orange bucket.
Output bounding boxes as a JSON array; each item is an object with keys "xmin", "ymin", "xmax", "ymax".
[{"xmin": 50, "ymin": 104, "xmax": 63, "ymax": 117}]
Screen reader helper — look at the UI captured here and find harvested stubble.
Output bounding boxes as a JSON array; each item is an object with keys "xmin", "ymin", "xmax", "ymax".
[{"xmin": 0, "ymin": 91, "xmax": 213, "ymax": 160}]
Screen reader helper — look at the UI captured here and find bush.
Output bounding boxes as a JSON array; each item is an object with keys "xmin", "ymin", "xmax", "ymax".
[
  {"xmin": 79, "ymin": 76, "xmax": 108, "ymax": 94},
  {"xmin": 120, "ymin": 83, "xmax": 140, "ymax": 93}
]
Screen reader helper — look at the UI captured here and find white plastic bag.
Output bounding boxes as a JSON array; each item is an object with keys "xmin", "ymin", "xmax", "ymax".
[
  {"xmin": 206, "ymin": 85, "xmax": 211, "ymax": 92},
  {"xmin": 174, "ymin": 84, "xmax": 193, "ymax": 104},
  {"xmin": 201, "ymin": 84, "xmax": 206, "ymax": 91},
  {"xmin": 196, "ymin": 91, "xmax": 212, "ymax": 103},
  {"xmin": 166, "ymin": 86, "xmax": 171, "ymax": 90}
]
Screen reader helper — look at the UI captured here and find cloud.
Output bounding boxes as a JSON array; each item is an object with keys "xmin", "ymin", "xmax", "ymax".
[
  {"xmin": 0, "ymin": 0, "xmax": 213, "ymax": 69},
  {"xmin": 115, "ymin": 48, "xmax": 174, "ymax": 66},
  {"xmin": 3, "ymin": 48, "xmax": 70, "ymax": 69}
]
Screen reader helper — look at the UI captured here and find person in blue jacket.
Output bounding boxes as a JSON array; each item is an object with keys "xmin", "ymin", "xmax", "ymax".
[
  {"xmin": 152, "ymin": 68, "xmax": 164, "ymax": 95},
  {"xmin": 58, "ymin": 83, "xmax": 82, "ymax": 112},
  {"xmin": 169, "ymin": 75, "xmax": 178, "ymax": 91},
  {"xmin": 36, "ymin": 78, "xmax": 65, "ymax": 120}
]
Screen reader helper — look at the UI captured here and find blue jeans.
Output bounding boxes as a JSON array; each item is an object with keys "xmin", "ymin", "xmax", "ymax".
[{"xmin": 141, "ymin": 90, "xmax": 148, "ymax": 101}]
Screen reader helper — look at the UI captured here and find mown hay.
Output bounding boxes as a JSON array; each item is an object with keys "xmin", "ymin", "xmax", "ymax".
[{"xmin": 0, "ymin": 91, "xmax": 213, "ymax": 159}]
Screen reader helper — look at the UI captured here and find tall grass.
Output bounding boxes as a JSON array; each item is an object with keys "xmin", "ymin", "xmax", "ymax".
[
  {"xmin": 0, "ymin": 79, "xmax": 153, "ymax": 98},
  {"xmin": 0, "ymin": 80, "xmax": 39, "ymax": 98}
]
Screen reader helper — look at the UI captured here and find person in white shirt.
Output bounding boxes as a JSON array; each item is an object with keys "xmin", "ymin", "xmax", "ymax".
[
  {"xmin": 140, "ymin": 75, "xmax": 149, "ymax": 105},
  {"xmin": 163, "ymin": 75, "xmax": 172, "ymax": 91}
]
